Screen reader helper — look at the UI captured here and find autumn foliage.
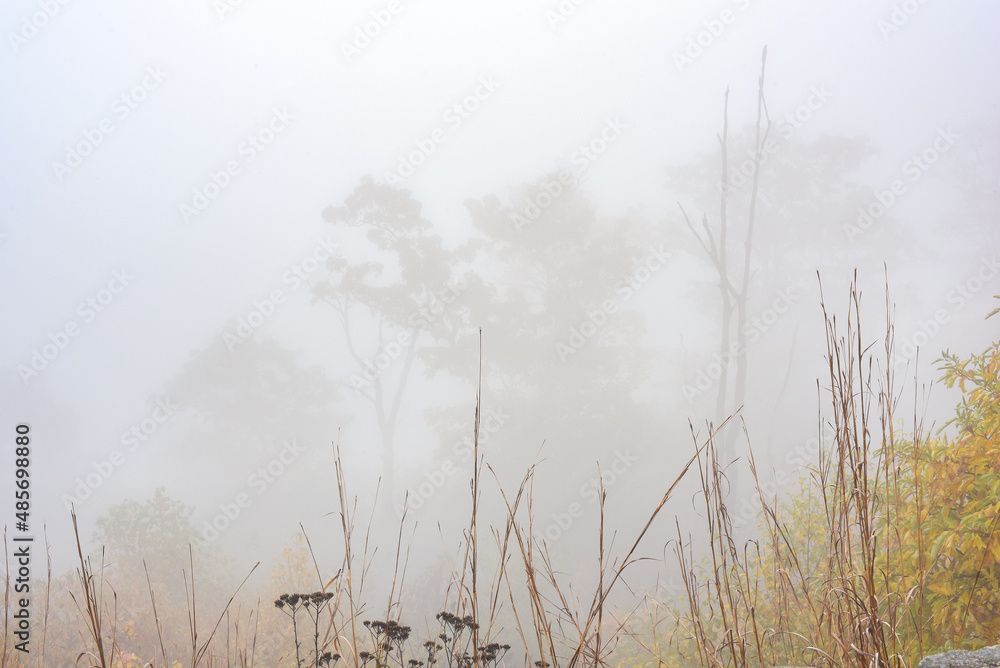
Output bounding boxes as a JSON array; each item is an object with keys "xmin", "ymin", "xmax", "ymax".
[
  {"xmin": 888, "ymin": 328, "xmax": 1000, "ymax": 649},
  {"xmin": 620, "ymin": 293, "xmax": 1000, "ymax": 668}
]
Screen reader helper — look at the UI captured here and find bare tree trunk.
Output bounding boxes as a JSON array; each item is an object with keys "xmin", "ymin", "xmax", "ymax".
[
  {"xmin": 333, "ymin": 296, "xmax": 420, "ymax": 517},
  {"xmin": 717, "ymin": 88, "xmax": 733, "ymax": 427},
  {"xmin": 733, "ymin": 47, "xmax": 770, "ymax": 421},
  {"xmin": 371, "ymin": 322, "xmax": 419, "ymax": 517},
  {"xmin": 681, "ymin": 46, "xmax": 770, "ymax": 491}
]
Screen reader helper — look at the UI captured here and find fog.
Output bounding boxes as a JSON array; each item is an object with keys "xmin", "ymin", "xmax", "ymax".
[{"xmin": 2, "ymin": 0, "xmax": 999, "ymax": 652}]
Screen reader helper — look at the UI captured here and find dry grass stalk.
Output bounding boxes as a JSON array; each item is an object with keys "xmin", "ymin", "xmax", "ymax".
[
  {"xmin": 662, "ymin": 277, "xmax": 946, "ymax": 668},
  {"xmin": 69, "ymin": 507, "xmax": 115, "ymax": 668}
]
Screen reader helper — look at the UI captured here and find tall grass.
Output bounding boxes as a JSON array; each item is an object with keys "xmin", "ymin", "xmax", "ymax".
[
  {"xmin": 650, "ymin": 276, "xmax": 981, "ymax": 668},
  {"xmin": 284, "ymin": 338, "xmax": 714, "ymax": 668},
  {"xmin": 4, "ymin": 283, "xmax": 989, "ymax": 668}
]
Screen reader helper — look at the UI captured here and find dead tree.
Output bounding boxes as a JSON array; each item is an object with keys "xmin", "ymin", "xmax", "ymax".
[{"xmin": 680, "ymin": 46, "xmax": 770, "ymax": 486}]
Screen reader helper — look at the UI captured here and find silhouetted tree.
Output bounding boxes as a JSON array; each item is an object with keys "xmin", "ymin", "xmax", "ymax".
[
  {"xmin": 314, "ymin": 176, "xmax": 477, "ymax": 513},
  {"xmin": 667, "ymin": 49, "xmax": 882, "ymax": 479},
  {"xmin": 416, "ymin": 173, "xmax": 674, "ymax": 545},
  {"xmin": 164, "ymin": 335, "xmax": 341, "ymax": 456},
  {"xmin": 160, "ymin": 335, "xmax": 342, "ymax": 551}
]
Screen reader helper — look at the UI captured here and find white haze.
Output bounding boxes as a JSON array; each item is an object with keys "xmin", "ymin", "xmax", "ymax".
[{"xmin": 1, "ymin": 0, "xmax": 999, "ymax": 628}]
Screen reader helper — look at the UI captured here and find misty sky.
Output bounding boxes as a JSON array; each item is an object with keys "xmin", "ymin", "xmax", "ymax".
[{"xmin": 2, "ymin": 0, "xmax": 999, "ymax": 584}]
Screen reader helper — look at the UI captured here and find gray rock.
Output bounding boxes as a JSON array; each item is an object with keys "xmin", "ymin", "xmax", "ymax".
[{"xmin": 919, "ymin": 645, "xmax": 1000, "ymax": 668}]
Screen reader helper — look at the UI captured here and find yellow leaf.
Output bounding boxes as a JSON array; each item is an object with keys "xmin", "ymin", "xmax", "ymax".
[{"xmin": 928, "ymin": 580, "xmax": 952, "ymax": 597}]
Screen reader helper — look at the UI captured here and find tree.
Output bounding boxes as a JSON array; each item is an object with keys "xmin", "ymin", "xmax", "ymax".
[
  {"xmin": 91, "ymin": 487, "xmax": 234, "ymax": 662},
  {"xmin": 415, "ymin": 174, "xmax": 671, "ymax": 551},
  {"xmin": 314, "ymin": 176, "xmax": 474, "ymax": 514},
  {"xmin": 666, "ymin": 54, "xmax": 880, "ymax": 481},
  {"xmin": 676, "ymin": 48, "xmax": 771, "ymax": 469},
  {"xmin": 312, "ymin": 172, "xmax": 672, "ymax": 557},
  {"xmin": 94, "ymin": 486, "xmax": 199, "ymax": 583},
  {"xmin": 160, "ymin": 334, "xmax": 343, "ymax": 553},
  {"xmin": 163, "ymin": 335, "xmax": 342, "ymax": 458}
]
